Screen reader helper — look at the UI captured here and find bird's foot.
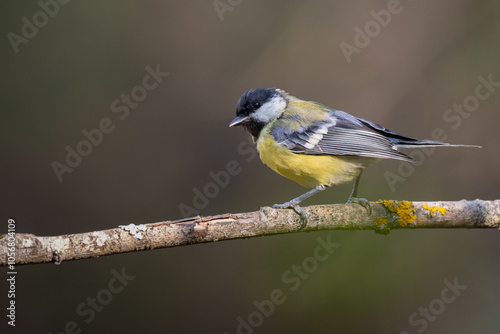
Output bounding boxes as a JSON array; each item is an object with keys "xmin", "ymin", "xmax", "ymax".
[
  {"xmin": 346, "ymin": 197, "xmax": 372, "ymax": 215},
  {"xmin": 272, "ymin": 201, "xmax": 308, "ymax": 229}
]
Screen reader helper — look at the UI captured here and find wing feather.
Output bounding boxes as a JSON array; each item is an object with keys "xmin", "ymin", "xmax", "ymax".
[{"xmin": 271, "ymin": 109, "xmax": 413, "ymax": 162}]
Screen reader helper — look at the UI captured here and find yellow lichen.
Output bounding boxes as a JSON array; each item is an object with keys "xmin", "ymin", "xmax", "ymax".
[
  {"xmin": 422, "ymin": 204, "xmax": 447, "ymax": 218},
  {"xmin": 374, "ymin": 217, "xmax": 390, "ymax": 235},
  {"xmin": 383, "ymin": 200, "xmax": 416, "ymax": 227}
]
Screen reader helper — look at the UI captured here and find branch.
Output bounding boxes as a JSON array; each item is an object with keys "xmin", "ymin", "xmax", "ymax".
[{"xmin": 2, "ymin": 200, "xmax": 499, "ymax": 266}]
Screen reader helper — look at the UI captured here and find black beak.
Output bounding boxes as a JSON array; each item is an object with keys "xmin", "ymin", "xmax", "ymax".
[{"xmin": 229, "ymin": 115, "xmax": 250, "ymax": 127}]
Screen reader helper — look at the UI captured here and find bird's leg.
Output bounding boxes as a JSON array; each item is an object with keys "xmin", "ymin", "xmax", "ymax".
[
  {"xmin": 272, "ymin": 185, "xmax": 326, "ymax": 229},
  {"xmin": 347, "ymin": 170, "xmax": 362, "ymax": 199},
  {"xmin": 346, "ymin": 170, "xmax": 371, "ymax": 214}
]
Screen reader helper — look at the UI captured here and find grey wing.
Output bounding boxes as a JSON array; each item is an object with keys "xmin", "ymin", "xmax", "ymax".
[{"xmin": 272, "ymin": 110, "xmax": 414, "ymax": 162}]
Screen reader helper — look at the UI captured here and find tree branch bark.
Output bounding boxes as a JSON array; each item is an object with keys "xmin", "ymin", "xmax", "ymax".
[{"xmin": 2, "ymin": 200, "xmax": 499, "ymax": 266}]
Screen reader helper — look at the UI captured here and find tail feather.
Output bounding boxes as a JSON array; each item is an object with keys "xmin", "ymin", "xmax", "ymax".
[
  {"xmin": 356, "ymin": 117, "xmax": 481, "ymax": 149},
  {"xmin": 391, "ymin": 138, "xmax": 482, "ymax": 149}
]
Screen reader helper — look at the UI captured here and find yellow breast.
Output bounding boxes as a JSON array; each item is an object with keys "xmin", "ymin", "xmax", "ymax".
[{"xmin": 256, "ymin": 132, "xmax": 364, "ymax": 188}]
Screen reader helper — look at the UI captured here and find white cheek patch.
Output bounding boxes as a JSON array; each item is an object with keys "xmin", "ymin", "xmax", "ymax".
[{"xmin": 253, "ymin": 96, "xmax": 287, "ymax": 123}]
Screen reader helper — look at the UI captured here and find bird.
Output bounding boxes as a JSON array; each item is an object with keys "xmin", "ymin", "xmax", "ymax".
[{"xmin": 229, "ymin": 88, "xmax": 480, "ymax": 228}]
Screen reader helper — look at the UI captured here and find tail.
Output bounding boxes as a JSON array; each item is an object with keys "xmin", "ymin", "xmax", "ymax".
[
  {"xmin": 356, "ymin": 117, "xmax": 482, "ymax": 149},
  {"xmin": 390, "ymin": 136, "xmax": 481, "ymax": 163},
  {"xmin": 390, "ymin": 137, "xmax": 482, "ymax": 149}
]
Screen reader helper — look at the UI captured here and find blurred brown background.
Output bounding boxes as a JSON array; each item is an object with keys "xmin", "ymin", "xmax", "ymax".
[{"xmin": 1, "ymin": 0, "xmax": 499, "ymax": 333}]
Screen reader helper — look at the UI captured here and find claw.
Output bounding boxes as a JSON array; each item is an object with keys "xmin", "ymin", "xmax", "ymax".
[
  {"xmin": 292, "ymin": 205, "xmax": 308, "ymax": 229},
  {"xmin": 347, "ymin": 197, "xmax": 372, "ymax": 215},
  {"xmin": 272, "ymin": 200, "xmax": 296, "ymax": 209},
  {"xmin": 271, "ymin": 185, "xmax": 326, "ymax": 230},
  {"xmin": 272, "ymin": 202, "xmax": 308, "ymax": 229}
]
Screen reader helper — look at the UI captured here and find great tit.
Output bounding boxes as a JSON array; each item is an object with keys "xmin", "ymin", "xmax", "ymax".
[{"xmin": 229, "ymin": 88, "xmax": 479, "ymax": 227}]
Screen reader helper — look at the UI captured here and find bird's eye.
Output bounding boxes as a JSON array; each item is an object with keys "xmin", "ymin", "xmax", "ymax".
[{"xmin": 253, "ymin": 102, "xmax": 261, "ymax": 109}]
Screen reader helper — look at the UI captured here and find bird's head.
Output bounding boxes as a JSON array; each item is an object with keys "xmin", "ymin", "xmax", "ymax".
[{"xmin": 229, "ymin": 88, "xmax": 288, "ymax": 138}]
